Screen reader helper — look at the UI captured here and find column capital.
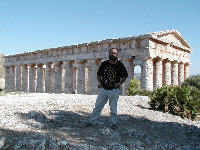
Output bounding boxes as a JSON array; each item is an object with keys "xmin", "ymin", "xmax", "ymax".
[
  {"xmin": 62, "ymin": 61, "xmax": 70, "ymax": 67},
  {"xmin": 153, "ymin": 57, "xmax": 162, "ymax": 62},
  {"xmin": 62, "ymin": 60, "xmax": 73, "ymax": 66},
  {"xmin": 73, "ymin": 61, "xmax": 78, "ymax": 68},
  {"xmin": 30, "ymin": 63, "xmax": 36, "ymax": 67},
  {"xmin": 184, "ymin": 62, "xmax": 190, "ymax": 66},
  {"xmin": 144, "ymin": 57, "xmax": 153, "ymax": 60},
  {"xmin": 124, "ymin": 57, "xmax": 134, "ymax": 62},
  {"xmin": 142, "ymin": 58, "xmax": 153, "ymax": 66},
  {"xmin": 163, "ymin": 59, "xmax": 171, "ymax": 63},
  {"xmin": 45, "ymin": 62, "xmax": 53, "ymax": 66},
  {"xmin": 22, "ymin": 64, "xmax": 28, "ymax": 67},
  {"xmin": 122, "ymin": 59, "xmax": 134, "ymax": 68},
  {"xmin": 5, "ymin": 66, "xmax": 10, "ymax": 69},
  {"xmin": 178, "ymin": 61, "xmax": 184, "ymax": 65},
  {"xmin": 86, "ymin": 59, "xmax": 98, "ymax": 67},
  {"xmin": 54, "ymin": 61, "xmax": 63, "ymax": 66},
  {"xmin": 16, "ymin": 65, "xmax": 22, "ymax": 68},
  {"xmin": 37, "ymin": 63, "xmax": 44, "ymax": 67},
  {"xmin": 10, "ymin": 65, "xmax": 15, "ymax": 68},
  {"xmin": 63, "ymin": 60, "xmax": 72, "ymax": 64},
  {"xmin": 77, "ymin": 59, "xmax": 87, "ymax": 64},
  {"xmin": 171, "ymin": 60, "xmax": 178, "ymax": 64},
  {"xmin": 95, "ymin": 58, "xmax": 104, "ymax": 63}
]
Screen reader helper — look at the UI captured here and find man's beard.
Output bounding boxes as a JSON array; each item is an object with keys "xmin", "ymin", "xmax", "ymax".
[{"xmin": 109, "ymin": 55, "xmax": 118, "ymax": 61}]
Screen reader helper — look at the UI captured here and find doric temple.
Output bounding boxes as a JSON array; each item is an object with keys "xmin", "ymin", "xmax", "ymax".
[{"xmin": 4, "ymin": 30, "xmax": 192, "ymax": 94}]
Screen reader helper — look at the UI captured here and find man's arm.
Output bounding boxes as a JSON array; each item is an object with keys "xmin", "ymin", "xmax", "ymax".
[
  {"xmin": 114, "ymin": 77, "xmax": 127, "ymax": 88},
  {"xmin": 97, "ymin": 75, "xmax": 102, "ymax": 88},
  {"xmin": 120, "ymin": 77, "xmax": 127, "ymax": 85}
]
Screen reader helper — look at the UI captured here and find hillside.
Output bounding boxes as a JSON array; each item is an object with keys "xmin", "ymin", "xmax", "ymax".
[{"xmin": 0, "ymin": 93, "xmax": 199, "ymax": 149}]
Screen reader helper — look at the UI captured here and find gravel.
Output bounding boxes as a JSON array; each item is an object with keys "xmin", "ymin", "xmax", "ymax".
[{"xmin": 0, "ymin": 93, "xmax": 199, "ymax": 149}]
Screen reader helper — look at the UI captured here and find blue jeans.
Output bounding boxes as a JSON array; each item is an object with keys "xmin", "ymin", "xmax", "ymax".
[{"xmin": 88, "ymin": 88, "xmax": 121, "ymax": 125}]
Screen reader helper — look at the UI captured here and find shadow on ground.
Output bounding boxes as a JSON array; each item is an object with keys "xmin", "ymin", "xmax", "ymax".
[{"xmin": 0, "ymin": 109, "xmax": 199, "ymax": 149}]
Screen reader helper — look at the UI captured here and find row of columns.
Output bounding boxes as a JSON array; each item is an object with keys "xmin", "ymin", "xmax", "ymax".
[
  {"xmin": 4, "ymin": 61, "xmax": 90, "ymax": 94},
  {"xmin": 141, "ymin": 58, "xmax": 190, "ymax": 91},
  {"xmin": 5, "ymin": 59, "xmax": 134, "ymax": 95},
  {"xmin": 4, "ymin": 58, "xmax": 190, "ymax": 94}
]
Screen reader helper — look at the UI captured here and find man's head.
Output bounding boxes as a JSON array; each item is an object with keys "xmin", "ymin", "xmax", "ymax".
[{"xmin": 109, "ymin": 48, "xmax": 119, "ymax": 61}]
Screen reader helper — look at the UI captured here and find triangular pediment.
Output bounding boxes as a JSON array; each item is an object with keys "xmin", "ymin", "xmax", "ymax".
[{"xmin": 150, "ymin": 30, "xmax": 191, "ymax": 49}]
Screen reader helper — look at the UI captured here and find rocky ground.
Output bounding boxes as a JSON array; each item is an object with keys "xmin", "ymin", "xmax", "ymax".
[{"xmin": 0, "ymin": 93, "xmax": 199, "ymax": 150}]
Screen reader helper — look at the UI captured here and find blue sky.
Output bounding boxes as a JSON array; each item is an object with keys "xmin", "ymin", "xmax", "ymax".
[{"xmin": 0, "ymin": 0, "xmax": 199, "ymax": 75}]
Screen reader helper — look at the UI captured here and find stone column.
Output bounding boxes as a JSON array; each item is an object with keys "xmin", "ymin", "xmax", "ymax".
[
  {"xmin": 140, "ymin": 65, "xmax": 144, "ymax": 89},
  {"xmin": 63, "ymin": 61, "xmax": 73, "ymax": 94},
  {"xmin": 153, "ymin": 59, "xmax": 162, "ymax": 89},
  {"xmin": 163, "ymin": 60, "xmax": 171, "ymax": 86},
  {"xmin": 61, "ymin": 67, "xmax": 65, "ymax": 93},
  {"xmin": 45, "ymin": 62, "xmax": 53, "ymax": 93},
  {"xmin": 22, "ymin": 64, "xmax": 29, "ymax": 92},
  {"xmin": 5, "ymin": 66, "xmax": 10, "ymax": 92},
  {"xmin": 184, "ymin": 63, "xmax": 190, "ymax": 80},
  {"xmin": 73, "ymin": 62, "xmax": 78, "ymax": 94},
  {"xmin": 10, "ymin": 66, "xmax": 16, "ymax": 92},
  {"xmin": 122, "ymin": 59, "xmax": 134, "ymax": 95},
  {"xmin": 53, "ymin": 62, "xmax": 63, "ymax": 93},
  {"xmin": 91, "ymin": 60, "xmax": 99, "ymax": 94},
  {"xmin": 178, "ymin": 63, "xmax": 185, "ymax": 85},
  {"xmin": 77, "ymin": 60, "xmax": 86, "ymax": 94},
  {"xmin": 16, "ymin": 65, "xmax": 22, "ymax": 91},
  {"xmin": 85, "ymin": 62, "xmax": 92, "ymax": 95},
  {"xmin": 29, "ymin": 64, "xmax": 36, "ymax": 92},
  {"xmin": 51, "ymin": 65, "xmax": 55, "ymax": 92},
  {"xmin": 36, "ymin": 63, "xmax": 44, "ymax": 93},
  {"xmin": 171, "ymin": 61, "xmax": 178, "ymax": 86},
  {"xmin": 141, "ymin": 58, "xmax": 153, "ymax": 91},
  {"xmin": 85, "ymin": 60, "xmax": 99, "ymax": 94}
]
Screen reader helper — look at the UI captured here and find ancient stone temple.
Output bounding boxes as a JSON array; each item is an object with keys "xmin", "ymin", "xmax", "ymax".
[{"xmin": 4, "ymin": 30, "xmax": 191, "ymax": 94}]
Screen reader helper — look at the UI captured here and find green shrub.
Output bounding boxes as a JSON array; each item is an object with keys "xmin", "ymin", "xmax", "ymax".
[
  {"xmin": 126, "ymin": 77, "xmax": 140, "ymax": 96},
  {"xmin": 149, "ymin": 85, "xmax": 200, "ymax": 120},
  {"xmin": 182, "ymin": 75, "xmax": 200, "ymax": 90},
  {"xmin": 134, "ymin": 89, "xmax": 152, "ymax": 97}
]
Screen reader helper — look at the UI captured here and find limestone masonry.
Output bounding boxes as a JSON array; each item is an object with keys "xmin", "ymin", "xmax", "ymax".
[{"xmin": 4, "ymin": 30, "xmax": 192, "ymax": 94}]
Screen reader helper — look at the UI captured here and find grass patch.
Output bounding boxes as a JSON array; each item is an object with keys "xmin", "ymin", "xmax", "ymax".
[{"xmin": 0, "ymin": 90, "xmax": 23, "ymax": 96}]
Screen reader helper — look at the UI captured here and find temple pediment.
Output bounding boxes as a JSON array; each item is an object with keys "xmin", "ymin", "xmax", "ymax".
[{"xmin": 149, "ymin": 30, "xmax": 191, "ymax": 50}]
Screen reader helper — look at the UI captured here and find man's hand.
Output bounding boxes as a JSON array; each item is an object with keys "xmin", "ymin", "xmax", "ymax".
[
  {"xmin": 98, "ymin": 83, "xmax": 103, "ymax": 88},
  {"xmin": 114, "ymin": 83, "xmax": 120, "ymax": 89}
]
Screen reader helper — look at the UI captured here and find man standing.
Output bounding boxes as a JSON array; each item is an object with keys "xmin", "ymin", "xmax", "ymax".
[{"xmin": 87, "ymin": 48, "xmax": 128, "ymax": 130}]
